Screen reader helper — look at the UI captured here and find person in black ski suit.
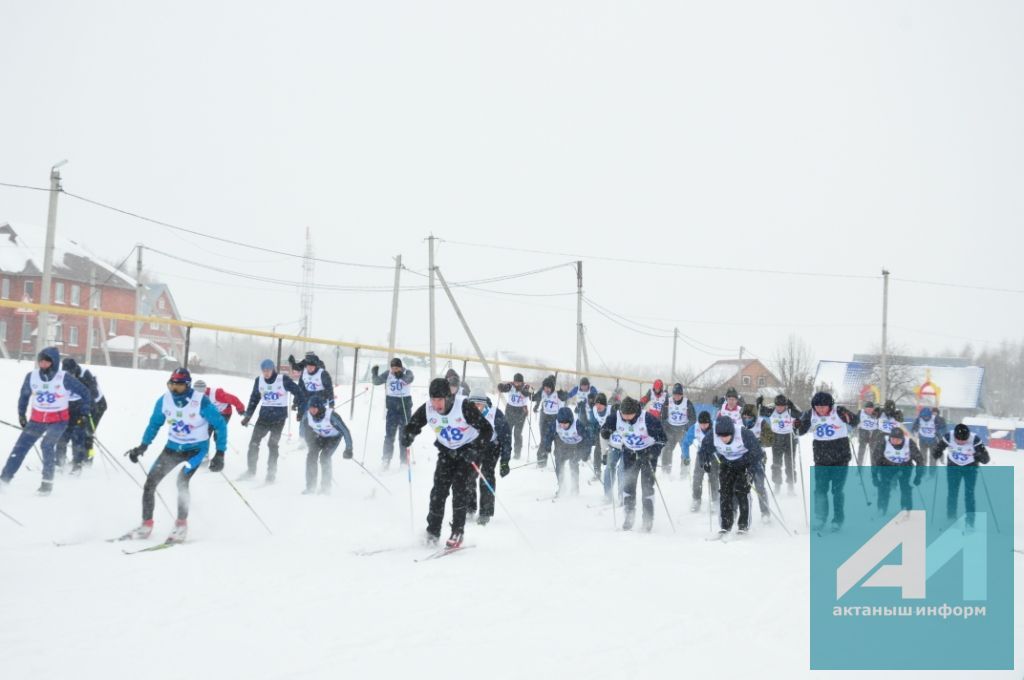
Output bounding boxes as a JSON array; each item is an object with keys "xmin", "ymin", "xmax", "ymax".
[
  {"xmin": 239, "ymin": 358, "xmax": 304, "ymax": 482},
  {"xmin": 56, "ymin": 358, "xmax": 107, "ymax": 473},
  {"xmin": 497, "ymin": 373, "xmax": 532, "ymax": 459},
  {"xmin": 371, "ymin": 357, "xmax": 414, "ymax": 468},
  {"xmin": 870, "ymin": 426, "xmax": 924, "ymax": 515},
  {"xmin": 600, "ymin": 396, "xmax": 665, "ymax": 532},
  {"xmin": 465, "ymin": 390, "xmax": 512, "ymax": 525},
  {"xmin": 933, "ymin": 423, "xmax": 990, "ymax": 529},
  {"xmin": 301, "ymin": 394, "xmax": 353, "ymax": 495},
  {"xmin": 288, "ymin": 352, "xmax": 335, "ymax": 429},
  {"xmin": 531, "ymin": 375, "xmax": 565, "ymax": 469},
  {"xmin": 757, "ymin": 393, "xmax": 801, "ymax": 493},
  {"xmin": 793, "ymin": 391, "xmax": 859, "ymax": 532},
  {"xmin": 698, "ymin": 416, "xmax": 765, "ymax": 535},
  {"xmin": 401, "ymin": 378, "xmax": 493, "ymax": 548}
]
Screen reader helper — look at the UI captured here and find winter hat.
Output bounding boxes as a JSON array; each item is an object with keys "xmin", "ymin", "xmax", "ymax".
[
  {"xmin": 672, "ymin": 382, "xmax": 684, "ymax": 396},
  {"xmin": 192, "ymin": 379, "xmax": 208, "ymax": 393},
  {"xmin": 542, "ymin": 375, "xmax": 556, "ymax": 390},
  {"xmin": 168, "ymin": 367, "xmax": 192, "ymax": 385},
  {"xmin": 953, "ymin": 424, "xmax": 970, "ymax": 441},
  {"xmin": 580, "ymin": 377, "xmax": 590, "ymax": 387},
  {"xmin": 513, "ymin": 372, "xmax": 524, "ymax": 383},
  {"xmin": 556, "ymin": 407, "xmax": 574, "ymax": 424},
  {"xmin": 619, "ymin": 397, "xmax": 639, "ymax": 415},
  {"xmin": 698, "ymin": 411, "xmax": 712, "ymax": 425},
  {"xmin": 741, "ymin": 404, "xmax": 757, "ymax": 418},
  {"xmin": 811, "ymin": 392, "xmax": 834, "ymax": 408},
  {"xmin": 61, "ymin": 357, "xmax": 82, "ymax": 377},
  {"xmin": 889, "ymin": 427, "xmax": 905, "ymax": 441},
  {"xmin": 715, "ymin": 416, "xmax": 735, "ymax": 437},
  {"xmin": 429, "ymin": 378, "xmax": 450, "ymax": 399},
  {"xmin": 445, "ymin": 369, "xmax": 461, "ymax": 387},
  {"xmin": 653, "ymin": 379, "xmax": 664, "ymax": 392},
  {"xmin": 595, "ymin": 392, "xmax": 607, "ymax": 406},
  {"xmin": 307, "ymin": 395, "xmax": 327, "ymax": 418},
  {"xmin": 863, "ymin": 400, "xmax": 875, "ymax": 409},
  {"xmin": 260, "ymin": 359, "xmax": 275, "ymax": 371},
  {"xmin": 920, "ymin": 407, "xmax": 933, "ymax": 419},
  {"xmin": 390, "ymin": 357, "xmax": 403, "ymax": 368},
  {"xmin": 774, "ymin": 394, "xmax": 787, "ymax": 406},
  {"xmin": 725, "ymin": 387, "xmax": 739, "ymax": 399},
  {"xmin": 468, "ymin": 389, "xmax": 489, "ymax": 405}
]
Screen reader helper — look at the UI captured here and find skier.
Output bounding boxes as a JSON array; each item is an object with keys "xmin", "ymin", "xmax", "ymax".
[
  {"xmin": 758, "ymin": 393, "xmax": 801, "ymax": 494},
  {"xmin": 599, "ymin": 396, "xmax": 665, "ymax": 531},
  {"xmin": 445, "ymin": 368, "xmax": 470, "ymax": 397},
  {"xmin": 55, "ymin": 357, "xmax": 105, "ymax": 474},
  {"xmin": 689, "ymin": 411, "xmax": 718, "ymax": 512},
  {"xmin": 371, "ymin": 358, "xmax": 415, "ymax": 469},
  {"xmin": 301, "ymin": 394, "xmax": 354, "ymax": 495},
  {"xmin": 933, "ymin": 423, "xmax": 990, "ymax": 530},
  {"xmin": 588, "ymin": 393, "xmax": 617, "ymax": 501},
  {"xmin": 639, "ymin": 379, "xmax": 668, "ymax": 419},
  {"xmin": 870, "ymin": 426, "xmax": 924, "ymax": 516},
  {"xmin": 698, "ymin": 417, "xmax": 765, "ymax": 535},
  {"xmin": 659, "ymin": 383, "xmax": 695, "ymax": 478},
  {"xmin": 192, "ymin": 379, "xmax": 245, "ymax": 454},
  {"xmin": 741, "ymin": 404, "xmax": 772, "ymax": 522},
  {"xmin": 793, "ymin": 391, "xmax": 859, "ymax": 532},
  {"xmin": 531, "ymin": 375, "xmax": 564, "ymax": 469},
  {"xmin": 874, "ymin": 399, "xmax": 898, "ymax": 443},
  {"xmin": 400, "ymin": 378, "xmax": 493, "ymax": 548},
  {"xmin": 717, "ymin": 387, "xmax": 743, "ymax": 427},
  {"xmin": 120, "ymin": 368, "xmax": 227, "ymax": 542},
  {"xmin": 288, "ymin": 352, "xmax": 335, "ymax": 428},
  {"xmin": 552, "ymin": 406, "xmax": 589, "ymax": 497},
  {"xmin": 855, "ymin": 401, "xmax": 880, "ymax": 465},
  {"xmin": 566, "ymin": 376, "xmax": 597, "ymax": 405},
  {"xmin": 239, "ymin": 359, "xmax": 304, "ymax": 482},
  {"xmin": 0, "ymin": 347, "xmax": 91, "ymax": 495},
  {"xmin": 497, "ymin": 373, "xmax": 531, "ymax": 459},
  {"xmin": 911, "ymin": 407, "xmax": 946, "ymax": 468},
  {"xmin": 466, "ymin": 390, "xmax": 511, "ymax": 525}
]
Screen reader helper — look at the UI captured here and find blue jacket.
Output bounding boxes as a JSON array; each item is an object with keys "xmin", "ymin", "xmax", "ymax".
[
  {"xmin": 911, "ymin": 411, "xmax": 946, "ymax": 444},
  {"xmin": 142, "ymin": 389, "xmax": 228, "ymax": 467},
  {"xmin": 567, "ymin": 384, "xmax": 598, "ymax": 401},
  {"xmin": 19, "ymin": 346, "xmax": 92, "ymax": 422},
  {"xmin": 245, "ymin": 371, "xmax": 304, "ymax": 423}
]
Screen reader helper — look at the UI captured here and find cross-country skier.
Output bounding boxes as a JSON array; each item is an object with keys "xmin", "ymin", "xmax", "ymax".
[
  {"xmin": 599, "ymin": 396, "xmax": 665, "ymax": 531},
  {"xmin": 497, "ymin": 373, "xmax": 532, "ymax": 459},
  {"xmin": 698, "ymin": 416, "xmax": 765, "ymax": 536},
  {"xmin": 588, "ymin": 393, "xmax": 615, "ymax": 498},
  {"xmin": 239, "ymin": 359, "xmax": 304, "ymax": 482},
  {"xmin": 911, "ymin": 407, "xmax": 946, "ymax": 468},
  {"xmin": 371, "ymin": 358, "xmax": 415, "ymax": 469},
  {"xmin": 566, "ymin": 376, "xmax": 597, "ymax": 405},
  {"xmin": 288, "ymin": 352, "xmax": 335, "ymax": 428},
  {"xmin": 120, "ymin": 368, "xmax": 227, "ymax": 543},
  {"xmin": 301, "ymin": 394, "xmax": 353, "ymax": 495},
  {"xmin": 855, "ymin": 401, "xmax": 880, "ymax": 465},
  {"xmin": 741, "ymin": 404, "xmax": 772, "ymax": 522},
  {"xmin": 933, "ymin": 423, "xmax": 990, "ymax": 530},
  {"xmin": 874, "ymin": 399, "xmax": 898, "ymax": 443},
  {"xmin": 400, "ymin": 378, "xmax": 493, "ymax": 548},
  {"xmin": 466, "ymin": 390, "xmax": 511, "ymax": 525},
  {"xmin": 639, "ymin": 379, "xmax": 668, "ymax": 419},
  {"xmin": 717, "ymin": 387, "xmax": 743, "ymax": 427},
  {"xmin": 192, "ymin": 379, "xmax": 245, "ymax": 454},
  {"xmin": 445, "ymin": 368, "xmax": 470, "ymax": 397},
  {"xmin": 0, "ymin": 347, "xmax": 91, "ymax": 495},
  {"xmin": 689, "ymin": 411, "xmax": 718, "ymax": 512},
  {"xmin": 758, "ymin": 393, "xmax": 801, "ymax": 495},
  {"xmin": 55, "ymin": 357, "xmax": 105, "ymax": 474},
  {"xmin": 793, "ymin": 391, "xmax": 859, "ymax": 532},
  {"xmin": 659, "ymin": 383, "xmax": 695, "ymax": 477},
  {"xmin": 552, "ymin": 406, "xmax": 590, "ymax": 497},
  {"xmin": 870, "ymin": 426, "xmax": 924, "ymax": 516},
  {"xmin": 531, "ymin": 375, "xmax": 565, "ymax": 469}
]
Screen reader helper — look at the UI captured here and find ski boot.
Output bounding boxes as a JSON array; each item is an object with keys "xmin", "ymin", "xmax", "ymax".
[
  {"xmin": 641, "ymin": 516, "xmax": 653, "ymax": 533},
  {"xmin": 236, "ymin": 470, "xmax": 256, "ymax": 481},
  {"xmin": 622, "ymin": 510, "xmax": 635, "ymax": 531},
  {"xmin": 787, "ymin": 483, "xmax": 796, "ymax": 497},
  {"xmin": 265, "ymin": 471, "xmax": 276, "ymax": 484},
  {"xmin": 167, "ymin": 519, "xmax": 188, "ymax": 544},
  {"xmin": 690, "ymin": 498, "xmax": 701, "ymax": 513},
  {"xmin": 423, "ymin": 531, "xmax": 440, "ymax": 547},
  {"xmin": 761, "ymin": 512, "xmax": 772, "ymax": 525},
  {"xmin": 446, "ymin": 529, "xmax": 464, "ymax": 549},
  {"xmin": 737, "ymin": 526, "xmax": 749, "ymax": 536},
  {"xmin": 301, "ymin": 487, "xmax": 316, "ymax": 495},
  {"xmin": 69, "ymin": 462, "xmax": 83, "ymax": 477},
  {"xmin": 122, "ymin": 519, "xmax": 154, "ymax": 540},
  {"xmin": 476, "ymin": 515, "xmax": 491, "ymax": 526},
  {"xmin": 36, "ymin": 480, "xmax": 53, "ymax": 496}
]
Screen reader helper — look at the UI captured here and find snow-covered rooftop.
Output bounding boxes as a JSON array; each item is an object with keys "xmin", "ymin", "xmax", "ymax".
[
  {"xmin": 814, "ymin": 359, "xmax": 984, "ymax": 409},
  {"xmin": 0, "ymin": 222, "xmax": 137, "ymax": 289}
]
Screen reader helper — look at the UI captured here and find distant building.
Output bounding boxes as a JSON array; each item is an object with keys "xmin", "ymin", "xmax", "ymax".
[
  {"xmin": 0, "ymin": 222, "xmax": 185, "ymax": 367},
  {"xmin": 689, "ymin": 358, "xmax": 782, "ymax": 402}
]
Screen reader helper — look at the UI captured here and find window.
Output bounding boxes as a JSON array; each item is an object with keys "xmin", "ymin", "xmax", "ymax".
[
  {"xmin": 741, "ymin": 375, "xmax": 752, "ymax": 387},
  {"xmin": 21, "ymin": 321, "xmax": 31, "ymax": 343},
  {"xmin": 71, "ymin": 285, "xmax": 81, "ymax": 306},
  {"xmin": 55, "ymin": 281, "xmax": 65, "ymax": 303},
  {"xmin": 54, "ymin": 323, "xmax": 63, "ymax": 343},
  {"xmin": 69, "ymin": 326, "xmax": 79, "ymax": 347},
  {"xmin": 150, "ymin": 321, "xmax": 160, "ymax": 331},
  {"xmin": 0, "ymin": 320, "xmax": 6, "ymax": 341},
  {"xmin": 109, "ymin": 317, "xmax": 117, "ymax": 336},
  {"xmin": 24, "ymin": 281, "xmax": 34, "ymax": 300},
  {"xmin": 158, "ymin": 298, "xmax": 165, "ymax": 311},
  {"xmin": 757, "ymin": 376, "xmax": 766, "ymax": 387},
  {"xmin": 1, "ymin": 278, "xmax": 9, "ymax": 299}
]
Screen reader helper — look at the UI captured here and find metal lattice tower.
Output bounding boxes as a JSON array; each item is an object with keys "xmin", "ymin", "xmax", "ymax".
[{"xmin": 299, "ymin": 227, "xmax": 315, "ymax": 337}]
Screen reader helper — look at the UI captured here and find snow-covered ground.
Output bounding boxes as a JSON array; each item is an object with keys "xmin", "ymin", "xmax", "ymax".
[{"xmin": 0, "ymin": 359, "xmax": 1020, "ymax": 679}]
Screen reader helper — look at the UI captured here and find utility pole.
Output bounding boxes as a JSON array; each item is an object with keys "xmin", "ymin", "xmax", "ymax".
[
  {"xmin": 132, "ymin": 244, "xmax": 142, "ymax": 369},
  {"xmin": 434, "ymin": 267, "xmax": 497, "ymax": 390},
  {"xmin": 880, "ymin": 268, "xmax": 890, "ymax": 403},
  {"xmin": 580, "ymin": 325, "xmax": 590, "ymax": 373},
  {"xmin": 387, "ymin": 254, "xmax": 402, "ymax": 360},
  {"xmin": 37, "ymin": 160, "xmax": 66, "ymax": 353},
  {"xmin": 575, "ymin": 260, "xmax": 583, "ymax": 377},
  {"xmin": 739, "ymin": 345, "xmax": 745, "ymax": 361},
  {"xmin": 85, "ymin": 267, "xmax": 96, "ymax": 363},
  {"xmin": 671, "ymin": 327, "xmax": 679, "ymax": 384},
  {"xmin": 428, "ymin": 234, "xmax": 437, "ymax": 378}
]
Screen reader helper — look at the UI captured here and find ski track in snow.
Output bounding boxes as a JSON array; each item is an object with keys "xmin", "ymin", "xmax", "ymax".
[{"xmin": 0, "ymin": 359, "xmax": 1020, "ymax": 679}]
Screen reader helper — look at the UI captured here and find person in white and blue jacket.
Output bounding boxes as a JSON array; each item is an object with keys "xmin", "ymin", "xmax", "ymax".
[
  {"xmin": 371, "ymin": 357, "xmax": 414, "ymax": 469},
  {"xmin": 566, "ymin": 377, "xmax": 597, "ymax": 404},
  {"xmin": 933, "ymin": 423, "xmax": 990, "ymax": 530},
  {"xmin": 698, "ymin": 416, "xmax": 765, "ymax": 535},
  {"xmin": 121, "ymin": 368, "xmax": 227, "ymax": 543},
  {"xmin": 911, "ymin": 407, "xmax": 946, "ymax": 468},
  {"xmin": 552, "ymin": 406, "xmax": 591, "ymax": 497},
  {"xmin": 240, "ymin": 359, "xmax": 304, "ymax": 483},
  {"xmin": 600, "ymin": 397, "xmax": 666, "ymax": 532},
  {"xmin": 1, "ymin": 347, "xmax": 91, "ymax": 495},
  {"xmin": 301, "ymin": 394, "xmax": 353, "ymax": 495}
]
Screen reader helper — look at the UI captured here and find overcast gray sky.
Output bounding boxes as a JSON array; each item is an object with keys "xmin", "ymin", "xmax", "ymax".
[{"xmin": 2, "ymin": 1, "xmax": 1022, "ymax": 376}]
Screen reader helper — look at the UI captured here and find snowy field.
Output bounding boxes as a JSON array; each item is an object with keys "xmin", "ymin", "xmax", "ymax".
[{"xmin": 0, "ymin": 359, "xmax": 1020, "ymax": 680}]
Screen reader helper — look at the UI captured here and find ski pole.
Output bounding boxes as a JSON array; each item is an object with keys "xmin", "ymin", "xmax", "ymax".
[
  {"xmin": 0, "ymin": 505, "xmax": 25, "ymax": 527},
  {"xmin": 793, "ymin": 433, "xmax": 808, "ymax": 529},
  {"xmin": 642, "ymin": 455, "xmax": 676, "ymax": 534},
  {"xmin": 220, "ymin": 470, "xmax": 273, "ymax": 535},
  {"xmin": 337, "ymin": 386, "xmax": 369, "ymax": 409},
  {"xmin": 707, "ymin": 462, "xmax": 714, "ymax": 533},
  {"xmin": 347, "ymin": 457, "xmax": 393, "ymax": 495},
  {"xmin": 92, "ymin": 436, "xmax": 174, "ymax": 520},
  {"xmin": 850, "ymin": 439, "xmax": 872, "ymax": 507},
  {"xmin": 759, "ymin": 465, "xmax": 793, "ymax": 537},
  {"xmin": 359, "ymin": 379, "xmax": 376, "ymax": 466},
  {"xmin": 400, "ymin": 403, "xmax": 414, "ymax": 536},
  {"xmin": 977, "ymin": 470, "xmax": 1001, "ymax": 534},
  {"xmin": 930, "ymin": 459, "xmax": 941, "ymax": 527},
  {"xmin": 470, "ymin": 460, "xmax": 531, "ymax": 547}
]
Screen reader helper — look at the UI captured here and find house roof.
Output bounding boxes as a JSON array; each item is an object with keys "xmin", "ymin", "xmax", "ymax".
[
  {"xmin": 0, "ymin": 222, "xmax": 136, "ymax": 290},
  {"xmin": 140, "ymin": 283, "xmax": 181, "ymax": 320},
  {"xmin": 689, "ymin": 359, "xmax": 755, "ymax": 389},
  {"xmin": 103, "ymin": 335, "xmax": 176, "ymax": 360},
  {"xmin": 813, "ymin": 359, "xmax": 985, "ymax": 409}
]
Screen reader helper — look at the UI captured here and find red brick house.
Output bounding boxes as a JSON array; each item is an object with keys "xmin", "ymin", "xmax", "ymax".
[
  {"xmin": 689, "ymin": 358, "xmax": 782, "ymax": 402},
  {"xmin": 0, "ymin": 222, "xmax": 185, "ymax": 367}
]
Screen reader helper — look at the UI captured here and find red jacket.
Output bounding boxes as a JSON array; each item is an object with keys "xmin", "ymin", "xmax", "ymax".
[{"xmin": 203, "ymin": 387, "xmax": 245, "ymax": 417}]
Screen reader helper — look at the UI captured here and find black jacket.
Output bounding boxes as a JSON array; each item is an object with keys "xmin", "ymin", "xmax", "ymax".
[
  {"xmin": 401, "ymin": 397, "xmax": 494, "ymax": 459},
  {"xmin": 697, "ymin": 426, "xmax": 766, "ymax": 470},
  {"xmin": 793, "ymin": 405, "xmax": 859, "ymax": 466},
  {"xmin": 933, "ymin": 432, "xmax": 990, "ymax": 465}
]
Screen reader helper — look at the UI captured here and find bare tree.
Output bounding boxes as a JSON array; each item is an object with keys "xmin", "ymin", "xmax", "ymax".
[{"xmin": 771, "ymin": 334, "xmax": 816, "ymax": 405}]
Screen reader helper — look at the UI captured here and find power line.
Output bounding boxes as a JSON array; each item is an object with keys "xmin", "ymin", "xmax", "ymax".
[
  {"xmin": 582, "ymin": 295, "xmax": 736, "ymax": 355},
  {"xmin": 891, "ymin": 277, "xmax": 1024, "ymax": 295},
  {"xmin": 0, "ymin": 181, "xmax": 50, "ymax": 192}
]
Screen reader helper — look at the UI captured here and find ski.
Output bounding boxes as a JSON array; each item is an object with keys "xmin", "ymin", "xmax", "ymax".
[
  {"xmin": 705, "ymin": 532, "xmax": 729, "ymax": 542},
  {"xmin": 353, "ymin": 546, "xmax": 412, "ymax": 557},
  {"xmin": 122, "ymin": 541, "xmax": 180, "ymax": 555},
  {"xmin": 414, "ymin": 545, "xmax": 475, "ymax": 562}
]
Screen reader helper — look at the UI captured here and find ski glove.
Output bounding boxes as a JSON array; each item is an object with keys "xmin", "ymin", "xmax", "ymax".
[
  {"xmin": 913, "ymin": 470, "xmax": 923, "ymax": 486},
  {"xmin": 756, "ymin": 396, "xmax": 764, "ymax": 408},
  {"xmin": 209, "ymin": 451, "xmax": 225, "ymax": 472},
  {"xmin": 702, "ymin": 461, "xmax": 711, "ymax": 473},
  {"xmin": 399, "ymin": 433, "xmax": 413, "ymax": 449},
  {"xmin": 127, "ymin": 444, "xmax": 148, "ymax": 463},
  {"xmin": 500, "ymin": 462, "xmax": 510, "ymax": 477},
  {"xmin": 371, "ymin": 365, "xmax": 379, "ymax": 376},
  {"xmin": 18, "ymin": 413, "xmax": 27, "ymax": 428},
  {"xmin": 343, "ymin": 448, "xmax": 353, "ymax": 459},
  {"xmin": 296, "ymin": 412, "xmax": 303, "ymax": 421},
  {"xmin": 241, "ymin": 415, "xmax": 251, "ymax": 427}
]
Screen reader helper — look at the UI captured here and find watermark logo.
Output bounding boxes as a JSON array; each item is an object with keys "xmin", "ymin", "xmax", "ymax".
[{"xmin": 810, "ymin": 466, "xmax": 1013, "ymax": 670}]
